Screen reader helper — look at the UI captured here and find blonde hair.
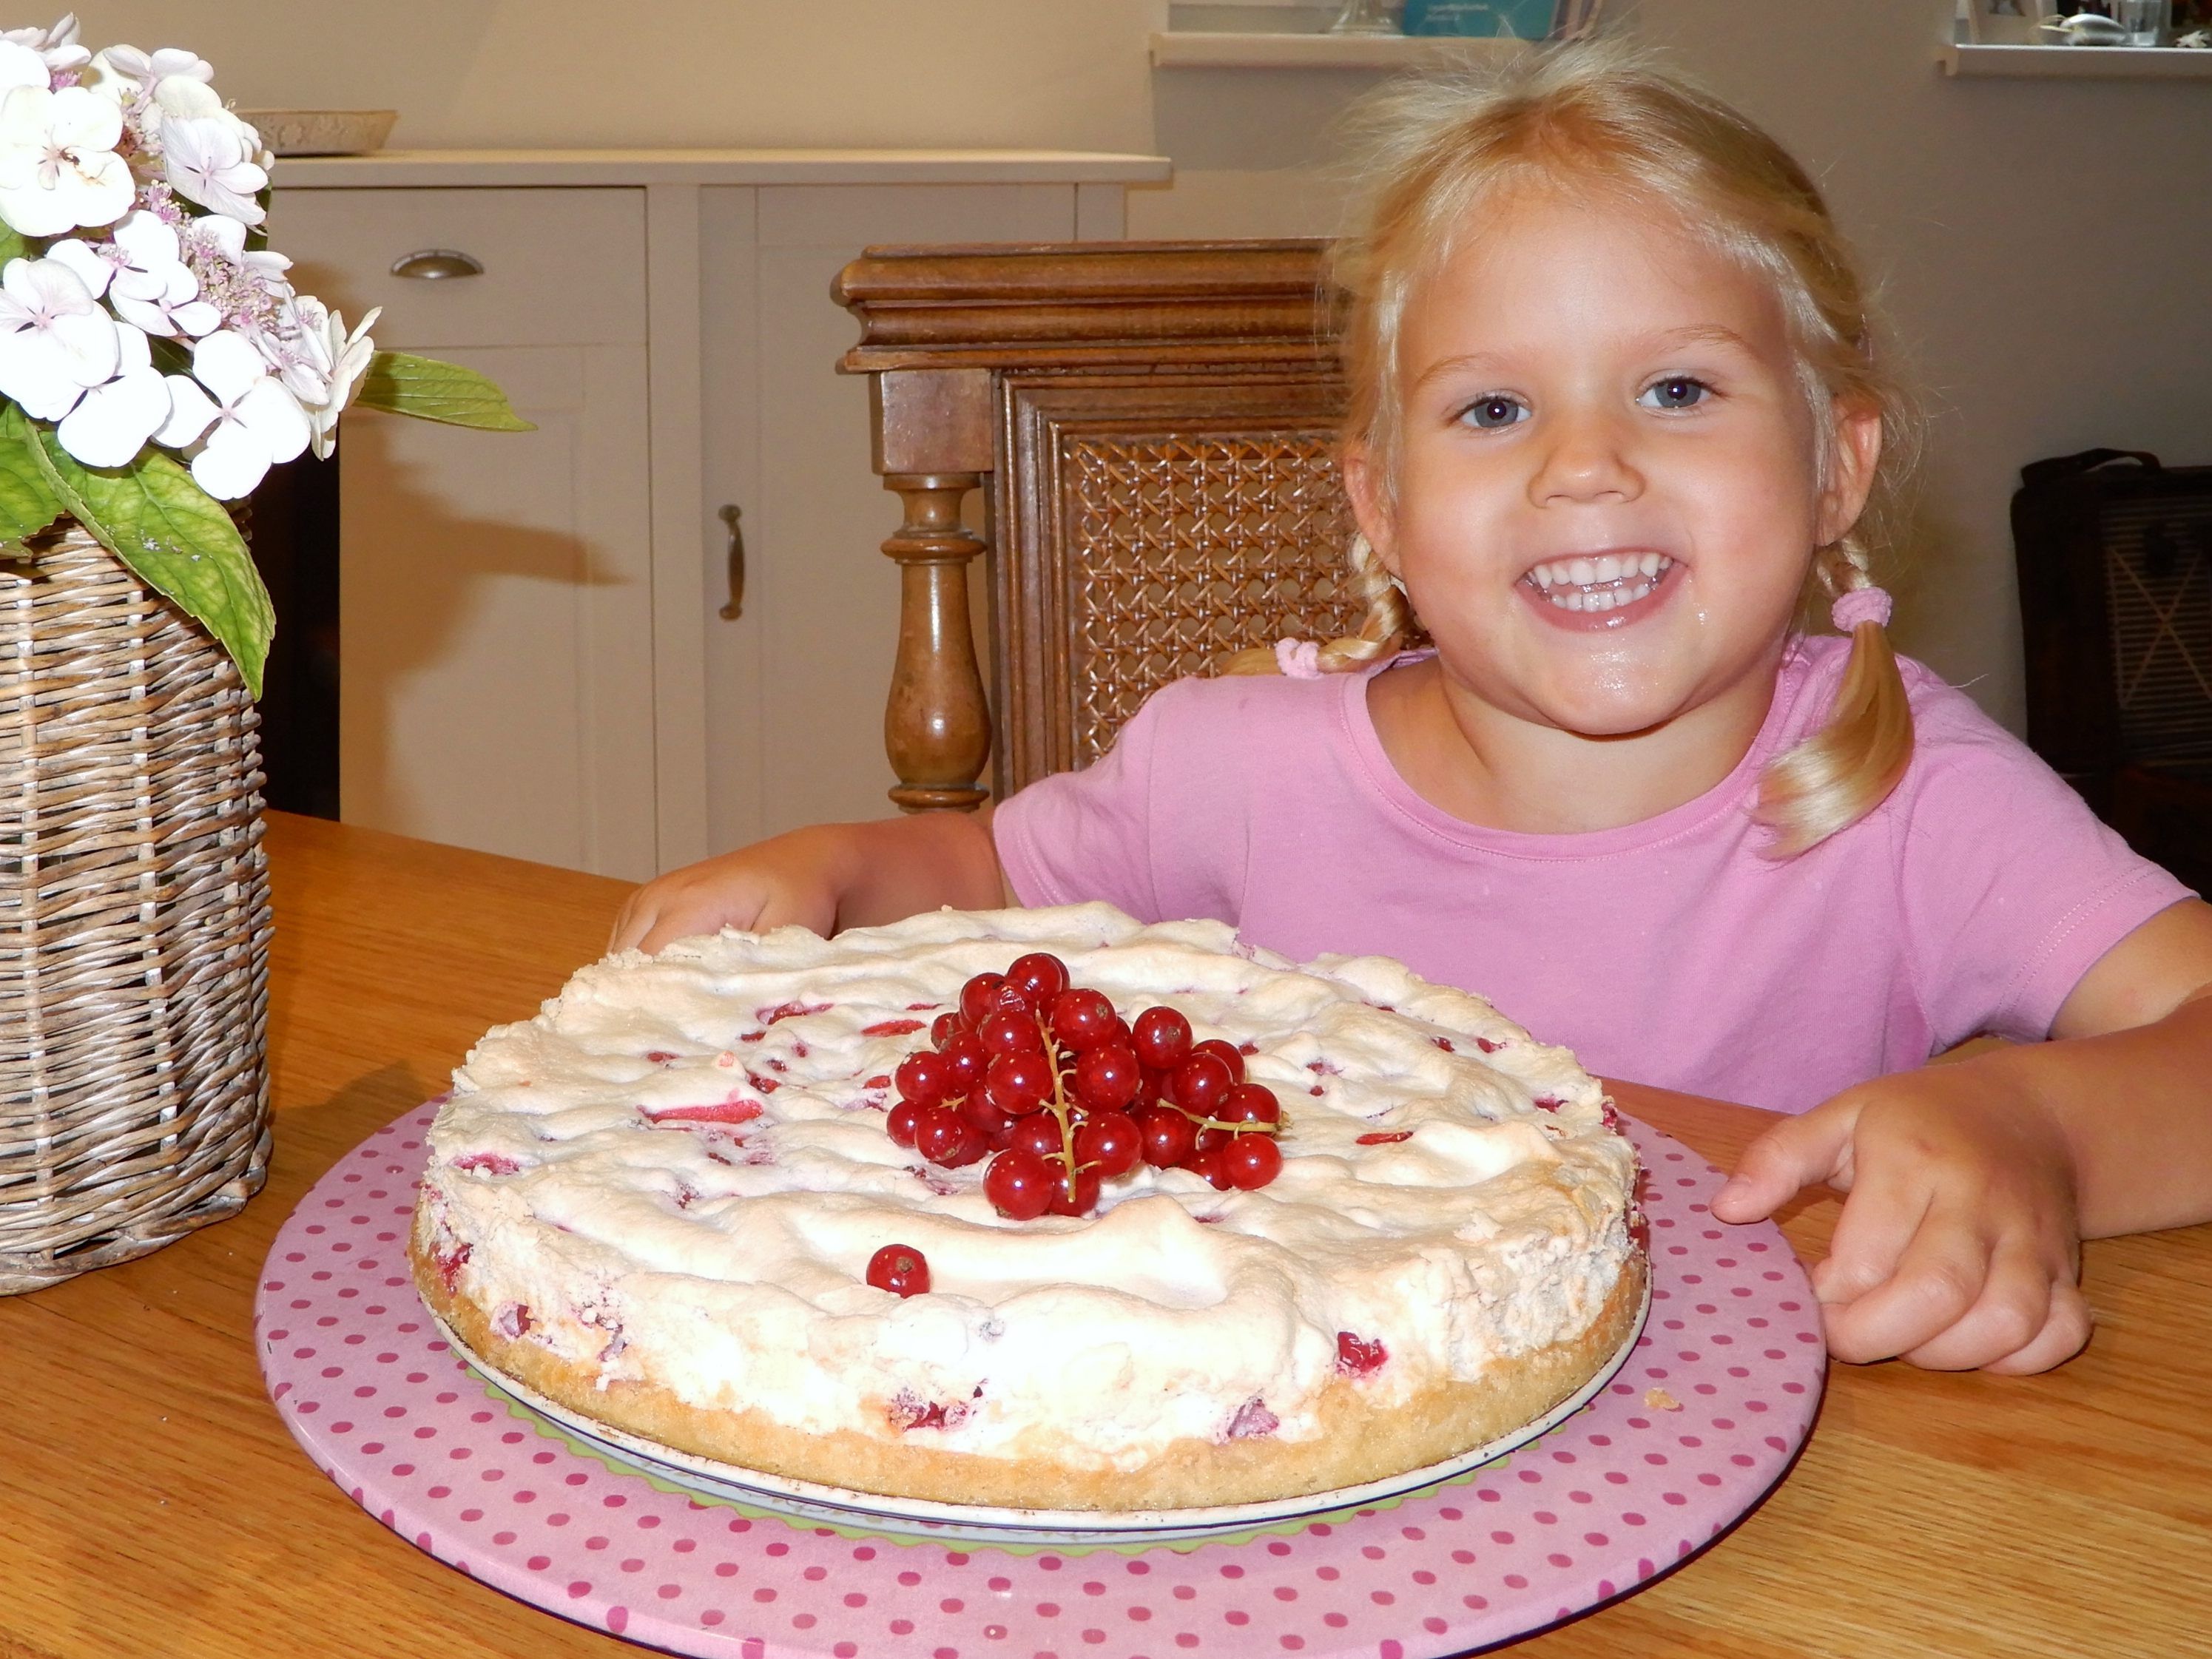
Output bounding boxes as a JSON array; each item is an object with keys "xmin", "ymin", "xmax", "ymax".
[{"xmin": 1225, "ymin": 39, "xmax": 1923, "ymax": 855}]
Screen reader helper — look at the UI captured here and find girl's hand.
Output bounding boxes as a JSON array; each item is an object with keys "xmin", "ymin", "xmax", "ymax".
[
  {"xmin": 611, "ymin": 831, "xmax": 844, "ymax": 953},
  {"xmin": 610, "ymin": 810, "xmax": 1013, "ymax": 956},
  {"xmin": 1709, "ymin": 1070, "xmax": 2093, "ymax": 1374}
]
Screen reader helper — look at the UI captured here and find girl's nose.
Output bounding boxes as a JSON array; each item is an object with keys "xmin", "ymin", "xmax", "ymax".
[{"xmin": 1528, "ymin": 408, "xmax": 1645, "ymax": 507}]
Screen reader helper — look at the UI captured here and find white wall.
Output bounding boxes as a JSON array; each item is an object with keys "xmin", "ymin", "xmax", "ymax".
[{"xmin": 121, "ymin": 0, "xmax": 2212, "ymax": 730}]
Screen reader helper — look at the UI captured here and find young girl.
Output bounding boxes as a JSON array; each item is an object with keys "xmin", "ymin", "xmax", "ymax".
[{"xmin": 614, "ymin": 45, "xmax": 2212, "ymax": 1376}]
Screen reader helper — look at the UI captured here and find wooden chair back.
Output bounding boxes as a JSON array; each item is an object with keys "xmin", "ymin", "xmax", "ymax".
[{"xmin": 834, "ymin": 240, "xmax": 1360, "ymax": 809}]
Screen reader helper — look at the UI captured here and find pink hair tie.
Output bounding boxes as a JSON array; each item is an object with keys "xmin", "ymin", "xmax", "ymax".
[
  {"xmin": 1275, "ymin": 638, "xmax": 1324, "ymax": 679},
  {"xmin": 1831, "ymin": 585, "xmax": 1893, "ymax": 633}
]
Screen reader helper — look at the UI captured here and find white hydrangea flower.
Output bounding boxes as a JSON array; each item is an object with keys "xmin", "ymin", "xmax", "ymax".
[
  {"xmin": 0, "ymin": 251, "xmax": 115, "ymax": 418},
  {"xmin": 155, "ymin": 327, "xmax": 309, "ymax": 499},
  {"xmin": 0, "ymin": 38, "xmax": 50, "ymax": 101},
  {"xmin": 56, "ymin": 317, "xmax": 168, "ymax": 466},
  {"xmin": 0, "ymin": 81, "xmax": 132, "ymax": 235},
  {"xmin": 1, "ymin": 16, "xmax": 90, "ymax": 77},
  {"xmin": 104, "ymin": 209, "xmax": 218, "ymax": 337},
  {"xmin": 161, "ymin": 112, "xmax": 267, "ymax": 226},
  {"xmin": 41, "ymin": 232, "xmax": 109, "ymax": 297},
  {"xmin": 294, "ymin": 299, "xmax": 379, "ymax": 460},
  {"xmin": 84, "ymin": 42, "xmax": 213, "ymax": 101}
]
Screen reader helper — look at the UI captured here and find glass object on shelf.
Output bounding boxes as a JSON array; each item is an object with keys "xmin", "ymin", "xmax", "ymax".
[
  {"xmin": 1329, "ymin": 0, "xmax": 1401, "ymax": 36},
  {"xmin": 2116, "ymin": 0, "xmax": 2168, "ymax": 44}
]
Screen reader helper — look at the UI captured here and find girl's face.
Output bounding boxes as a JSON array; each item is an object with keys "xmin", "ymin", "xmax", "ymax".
[{"xmin": 1346, "ymin": 185, "xmax": 1880, "ymax": 745}]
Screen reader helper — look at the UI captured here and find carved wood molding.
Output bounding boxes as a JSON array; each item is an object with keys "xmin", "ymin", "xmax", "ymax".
[{"xmin": 834, "ymin": 240, "xmax": 1339, "ymax": 374}]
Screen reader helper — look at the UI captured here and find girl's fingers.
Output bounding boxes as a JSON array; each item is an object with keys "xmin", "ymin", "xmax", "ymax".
[
  {"xmin": 609, "ymin": 893, "xmax": 654, "ymax": 953},
  {"xmin": 1806, "ymin": 1156, "xmax": 1932, "ymax": 1310},
  {"xmin": 1980, "ymin": 1281, "xmax": 2094, "ymax": 1376},
  {"xmin": 1898, "ymin": 1242, "xmax": 2055, "ymax": 1371},
  {"xmin": 1712, "ymin": 1104, "xmax": 1858, "ymax": 1223}
]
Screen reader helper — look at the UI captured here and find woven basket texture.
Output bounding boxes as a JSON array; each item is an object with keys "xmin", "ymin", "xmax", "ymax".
[{"xmin": 0, "ymin": 521, "xmax": 272, "ymax": 1293}]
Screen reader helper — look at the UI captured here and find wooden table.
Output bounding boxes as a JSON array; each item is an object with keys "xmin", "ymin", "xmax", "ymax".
[{"xmin": 4, "ymin": 812, "xmax": 2206, "ymax": 1659}]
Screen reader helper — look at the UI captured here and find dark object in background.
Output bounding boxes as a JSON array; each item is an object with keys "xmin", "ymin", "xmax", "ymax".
[
  {"xmin": 244, "ymin": 448, "xmax": 340, "ymax": 820},
  {"xmin": 2013, "ymin": 447, "xmax": 2212, "ymax": 893}
]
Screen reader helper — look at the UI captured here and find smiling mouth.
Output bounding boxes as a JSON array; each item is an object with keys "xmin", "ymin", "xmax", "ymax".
[{"xmin": 1522, "ymin": 553, "xmax": 1676, "ymax": 613}]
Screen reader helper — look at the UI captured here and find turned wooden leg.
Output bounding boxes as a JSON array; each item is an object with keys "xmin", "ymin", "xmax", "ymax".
[{"xmin": 881, "ymin": 472, "xmax": 991, "ymax": 813}]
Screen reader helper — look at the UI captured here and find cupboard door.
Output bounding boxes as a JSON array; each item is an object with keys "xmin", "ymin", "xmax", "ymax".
[
  {"xmin": 337, "ymin": 344, "xmax": 658, "ymax": 879},
  {"xmin": 280, "ymin": 186, "xmax": 658, "ymax": 879},
  {"xmin": 741, "ymin": 184, "xmax": 1078, "ymax": 838}
]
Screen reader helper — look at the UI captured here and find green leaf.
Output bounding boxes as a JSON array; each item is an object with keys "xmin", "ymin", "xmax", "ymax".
[
  {"xmin": 0, "ymin": 225, "xmax": 25, "ymax": 266},
  {"xmin": 0, "ymin": 405, "xmax": 62, "ymax": 543},
  {"xmin": 356, "ymin": 351, "xmax": 535, "ymax": 430},
  {"xmin": 22, "ymin": 426, "xmax": 275, "ymax": 699}
]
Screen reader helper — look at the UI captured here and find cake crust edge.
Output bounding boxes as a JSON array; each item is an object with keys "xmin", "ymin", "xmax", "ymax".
[{"xmin": 411, "ymin": 1217, "xmax": 1646, "ymax": 1513}]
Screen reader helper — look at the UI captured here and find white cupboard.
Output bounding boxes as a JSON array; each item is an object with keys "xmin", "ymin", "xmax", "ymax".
[{"xmin": 274, "ymin": 152, "xmax": 1168, "ymax": 880}]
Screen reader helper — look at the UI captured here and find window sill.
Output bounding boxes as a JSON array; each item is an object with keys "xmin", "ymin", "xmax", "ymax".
[
  {"xmin": 1149, "ymin": 31, "xmax": 1534, "ymax": 70},
  {"xmin": 1940, "ymin": 43, "xmax": 2212, "ymax": 78}
]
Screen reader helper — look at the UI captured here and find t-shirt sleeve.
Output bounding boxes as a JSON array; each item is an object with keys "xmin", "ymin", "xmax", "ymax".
[
  {"xmin": 991, "ymin": 683, "xmax": 1177, "ymax": 920},
  {"xmin": 1898, "ymin": 682, "xmax": 2196, "ymax": 1046}
]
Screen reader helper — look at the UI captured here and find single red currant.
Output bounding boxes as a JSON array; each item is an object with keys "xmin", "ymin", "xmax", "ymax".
[
  {"xmin": 1005, "ymin": 951, "xmax": 1070, "ymax": 1008},
  {"xmin": 960, "ymin": 973, "xmax": 1007, "ymax": 1028},
  {"xmin": 893, "ymin": 1050, "xmax": 952, "ymax": 1108},
  {"xmin": 1191, "ymin": 1038, "xmax": 1245, "ymax": 1084},
  {"xmin": 961, "ymin": 1092, "xmax": 1019, "ymax": 1141},
  {"xmin": 1011, "ymin": 1112, "xmax": 1066, "ymax": 1161},
  {"xmin": 1172, "ymin": 1052, "xmax": 1235, "ymax": 1115},
  {"xmin": 1048, "ymin": 987, "xmax": 1117, "ymax": 1051},
  {"xmin": 1131, "ymin": 1005, "xmax": 1194, "ymax": 1070},
  {"xmin": 1190, "ymin": 1146, "xmax": 1234, "ymax": 1190},
  {"xmin": 1221, "ymin": 1132, "xmax": 1283, "ymax": 1190},
  {"xmin": 983, "ymin": 1147, "xmax": 1055, "ymax": 1220},
  {"xmin": 1218, "ymin": 1082, "xmax": 1281, "ymax": 1126},
  {"xmin": 1072, "ymin": 1043, "xmax": 1142, "ymax": 1112},
  {"xmin": 913, "ymin": 1106, "xmax": 968, "ymax": 1166},
  {"xmin": 977, "ymin": 1008, "xmax": 1047, "ymax": 1058},
  {"xmin": 929, "ymin": 1011, "xmax": 965, "ymax": 1047},
  {"xmin": 1046, "ymin": 1166, "xmax": 1102, "ymax": 1217},
  {"xmin": 1073, "ymin": 1109, "xmax": 1142, "ymax": 1178},
  {"xmin": 866, "ymin": 1243, "xmax": 930, "ymax": 1297},
  {"xmin": 886, "ymin": 1098, "xmax": 924, "ymax": 1148},
  {"xmin": 983, "ymin": 1050, "xmax": 1053, "ymax": 1115},
  {"xmin": 940, "ymin": 1031, "xmax": 988, "ymax": 1092},
  {"xmin": 1137, "ymin": 1105, "xmax": 1198, "ymax": 1168}
]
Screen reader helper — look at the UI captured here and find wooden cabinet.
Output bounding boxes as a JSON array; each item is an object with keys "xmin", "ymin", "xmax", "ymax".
[
  {"xmin": 280, "ymin": 188, "xmax": 656, "ymax": 878},
  {"xmin": 274, "ymin": 152, "xmax": 1167, "ymax": 880}
]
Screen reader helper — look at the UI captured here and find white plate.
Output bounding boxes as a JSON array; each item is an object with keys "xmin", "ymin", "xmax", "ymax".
[{"xmin": 434, "ymin": 1280, "xmax": 1650, "ymax": 1547}]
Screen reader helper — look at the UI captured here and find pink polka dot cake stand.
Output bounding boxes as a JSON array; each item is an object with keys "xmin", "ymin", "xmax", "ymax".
[{"xmin": 258, "ymin": 1104, "xmax": 1826, "ymax": 1658}]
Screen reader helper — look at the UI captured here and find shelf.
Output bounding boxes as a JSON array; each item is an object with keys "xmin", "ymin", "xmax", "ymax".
[
  {"xmin": 1150, "ymin": 30, "xmax": 1535, "ymax": 70},
  {"xmin": 1940, "ymin": 43, "xmax": 2212, "ymax": 78}
]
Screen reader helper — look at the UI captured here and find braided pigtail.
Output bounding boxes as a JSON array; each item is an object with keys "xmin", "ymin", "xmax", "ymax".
[
  {"xmin": 1753, "ymin": 535, "xmax": 1913, "ymax": 855},
  {"xmin": 1219, "ymin": 532, "xmax": 1414, "ymax": 677}
]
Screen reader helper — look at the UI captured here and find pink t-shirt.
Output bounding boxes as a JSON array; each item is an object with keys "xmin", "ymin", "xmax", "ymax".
[{"xmin": 994, "ymin": 637, "xmax": 2193, "ymax": 1113}]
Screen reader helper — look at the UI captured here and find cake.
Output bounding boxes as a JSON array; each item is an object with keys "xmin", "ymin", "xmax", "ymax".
[{"xmin": 409, "ymin": 904, "xmax": 1645, "ymax": 1512}]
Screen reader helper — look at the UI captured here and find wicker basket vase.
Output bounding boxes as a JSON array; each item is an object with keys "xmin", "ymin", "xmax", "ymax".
[{"xmin": 0, "ymin": 521, "xmax": 273, "ymax": 1294}]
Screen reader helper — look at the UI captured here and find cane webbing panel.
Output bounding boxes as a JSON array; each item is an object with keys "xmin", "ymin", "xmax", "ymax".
[{"xmin": 1062, "ymin": 433, "xmax": 1361, "ymax": 767}]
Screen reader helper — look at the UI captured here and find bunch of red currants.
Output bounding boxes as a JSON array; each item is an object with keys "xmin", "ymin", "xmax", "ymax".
[{"xmin": 886, "ymin": 951, "xmax": 1286, "ymax": 1220}]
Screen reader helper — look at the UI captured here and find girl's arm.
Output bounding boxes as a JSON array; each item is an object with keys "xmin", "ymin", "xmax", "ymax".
[
  {"xmin": 1713, "ymin": 897, "xmax": 2212, "ymax": 1374},
  {"xmin": 610, "ymin": 806, "xmax": 1014, "ymax": 954}
]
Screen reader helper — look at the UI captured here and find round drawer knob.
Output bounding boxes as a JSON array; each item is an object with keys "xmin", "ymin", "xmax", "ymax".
[{"xmin": 390, "ymin": 249, "xmax": 485, "ymax": 280}]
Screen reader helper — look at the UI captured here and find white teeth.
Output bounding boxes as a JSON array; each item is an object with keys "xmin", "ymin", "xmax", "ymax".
[{"xmin": 1525, "ymin": 552, "xmax": 1677, "ymax": 611}]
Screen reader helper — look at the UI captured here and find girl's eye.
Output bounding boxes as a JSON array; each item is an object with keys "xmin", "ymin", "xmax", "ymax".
[
  {"xmin": 1460, "ymin": 395, "xmax": 1527, "ymax": 430},
  {"xmin": 1640, "ymin": 376, "xmax": 1711, "ymax": 410}
]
